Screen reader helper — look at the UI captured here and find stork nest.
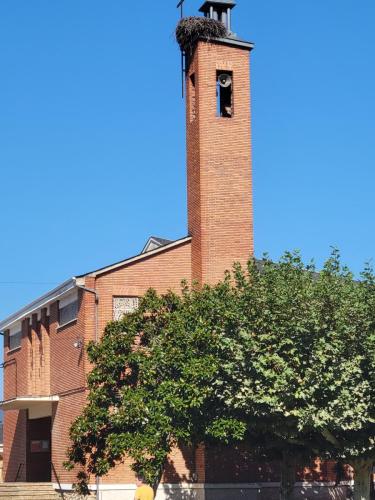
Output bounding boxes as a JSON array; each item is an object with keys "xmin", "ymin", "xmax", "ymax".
[{"xmin": 176, "ymin": 16, "xmax": 228, "ymax": 55}]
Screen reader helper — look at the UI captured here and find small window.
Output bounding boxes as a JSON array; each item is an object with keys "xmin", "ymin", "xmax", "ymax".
[
  {"xmin": 217, "ymin": 71, "xmax": 233, "ymax": 118},
  {"xmin": 59, "ymin": 300, "xmax": 78, "ymax": 326},
  {"xmin": 189, "ymin": 73, "xmax": 196, "ymax": 122},
  {"xmin": 30, "ymin": 440, "xmax": 50, "ymax": 453},
  {"xmin": 59, "ymin": 292, "xmax": 79, "ymax": 327},
  {"xmin": 9, "ymin": 329, "xmax": 22, "ymax": 351},
  {"xmin": 113, "ymin": 296, "xmax": 139, "ymax": 321}
]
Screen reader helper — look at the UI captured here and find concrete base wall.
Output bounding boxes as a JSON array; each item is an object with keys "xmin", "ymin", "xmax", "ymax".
[
  {"xmin": 56, "ymin": 483, "xmax": 352, "ymax": 500},
  {"xmin": 205, "ymin": 485, "xmax": 350, "ymax": 500}
]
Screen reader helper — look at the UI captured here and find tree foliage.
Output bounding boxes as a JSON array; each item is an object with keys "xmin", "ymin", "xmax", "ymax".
[{"xmin": 66, "ymin": 250, "xmax": 375, "ymax": 498}]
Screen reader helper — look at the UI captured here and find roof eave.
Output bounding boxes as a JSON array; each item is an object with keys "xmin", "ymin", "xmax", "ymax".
[
  {"xmin": 203, "ymin": 36, "xmax": 254, "ymax": 50},
  {"xmin": 0, "ymin": 236, "xmax": 193, "ymax": 331},
  {"xmin": 0, "ymin": 278, "xmax": 77, "ymax": 332}
]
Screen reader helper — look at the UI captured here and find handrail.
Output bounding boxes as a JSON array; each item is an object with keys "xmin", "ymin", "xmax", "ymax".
[
  {"xmin": 52, "ymin": 462, "xmax": 65, "ymax": 499},
  {"xmin": 14, "ymin": 462, "xmax": 24, "ymax": 482},
  {"xmin": 1, "ymin": 359, "xmax": 18, "ymax": 397}
]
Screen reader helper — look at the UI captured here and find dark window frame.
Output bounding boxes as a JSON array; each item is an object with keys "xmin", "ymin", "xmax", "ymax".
[
  {"xmin": 58, "ymin": 300, "xmax": 79, "ymax": 327},
  {"xmin": 216, "ymin": 70, "xmax": 233, "ymax": 118},
  {"xmin": 9, "ymin": 330, "xmax": 22, "ymax": 351}
]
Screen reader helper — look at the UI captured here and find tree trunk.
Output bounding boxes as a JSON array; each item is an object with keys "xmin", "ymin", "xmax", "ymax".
[
  {"xmin": 152, "ymin": 463, "xmax": 165, "ymax": 498},
  {"xmin": 280, "ymin": 450, "xmax": 297, "ymax": 500},
  {"xmin": 352, "ymin": 458, "xmax": 373, "ymax": 500}
]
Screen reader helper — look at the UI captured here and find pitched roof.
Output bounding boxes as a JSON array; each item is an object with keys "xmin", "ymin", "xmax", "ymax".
[
  {"xmin": 0, "ymin": 279, "xmax": 76, "ymax": 331},
  {"xmin": 0, "ymin": 236, "xmax": 192, "ymax": 331},
  {"xmin": 79, "ymin": 236, "xmax": 190, "ymax": 278},
  {"xmin": 141, "ymin": 236, "xmax": 173, "ymax": 254}
]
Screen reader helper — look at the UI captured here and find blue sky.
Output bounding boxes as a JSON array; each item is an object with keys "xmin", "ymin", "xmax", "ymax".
[{"xmin": 0, "ymin": 0, "xmax": 374, "ymax": 398}]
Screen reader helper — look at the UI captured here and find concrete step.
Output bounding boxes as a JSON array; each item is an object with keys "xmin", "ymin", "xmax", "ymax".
[
  {"xmin": 0, "ymin": 483, "xmax": 61, "ymax": 499},
  {"xmin": 0, "ymin": 484, "xmax": 55, "ymax": 489},
  {"xmin": 0, "ymin": 496, "xmax": 59, "ymax": 499},
  {"xmin": 0, "ymin": 488, "xmax": 57, "ymax": 492},
  {"xmin": 0, "ymin": 494, "xmax": 60, "ymax": 498},
  {"xmin": 0, "ymin": 497, "xmax": 59, "ymax": 499},
  {"xmin": 0, "ymin": 483, "xmax": 54, "ymax": 485},
  {"xmin": 0, "ymin": 491, "xmax": 59, "ymax": 495}
]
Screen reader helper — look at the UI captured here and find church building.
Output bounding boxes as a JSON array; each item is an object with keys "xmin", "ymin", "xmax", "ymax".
[{"xmin": 0, "ymin": 2, "xmax": 342, "ymax": 499}]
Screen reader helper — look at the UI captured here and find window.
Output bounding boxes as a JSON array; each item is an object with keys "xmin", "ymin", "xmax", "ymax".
[
  {"xmin": 9, "ymin": 327, "xmax": 22, "ymax": 351},
  {"xmin": 113, "ymin": 296, "xmax": 139, "ymax": 321},
  {"xmin": 189, "ymin": 73, "xmax": 196, "ymax": 122},
  {"xmin": 217, "ymin": 71, "xmax": 233, "ymax": 118},
  {"xmin": 59, "ymin": 292, "xmax": 79, "ymax": 327},
  {"xmin": 30, "ymin": 440, "xmax": 50, "ymax": 453}
]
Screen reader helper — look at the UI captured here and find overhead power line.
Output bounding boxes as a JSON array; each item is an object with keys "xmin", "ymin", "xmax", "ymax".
[{"xmin": 0, "ymin": 281, "xmax": 60, "ymax": 285}]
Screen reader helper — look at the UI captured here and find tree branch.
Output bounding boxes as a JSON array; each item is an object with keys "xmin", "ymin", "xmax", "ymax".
[{"xmin": 321, "ymin": 429, "xmax": 342, "ymax": 449}]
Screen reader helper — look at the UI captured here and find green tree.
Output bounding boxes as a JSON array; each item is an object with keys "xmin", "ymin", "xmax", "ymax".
[
  {"xmin": 65, "ymin": 283, "xmax": 248, "ymax": 495},
  {"xmin": 66, "ymin": 251, "xmax": 375, "ymax": 500},
  {"xmin": 228, "ymin": 251, "xmax": 375, "ymax": 500}
]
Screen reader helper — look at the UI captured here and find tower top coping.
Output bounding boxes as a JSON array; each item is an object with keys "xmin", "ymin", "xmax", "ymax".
[{"xmin": 199, "ymin": 0, "xmax": 236, "ymax": 13}]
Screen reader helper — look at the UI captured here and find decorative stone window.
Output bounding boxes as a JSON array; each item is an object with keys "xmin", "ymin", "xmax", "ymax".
[
  {"xmin": 59, "ymin": 291, "xmax": 79, "ymax": 327},
  {"xmin": 9, "ymin": 324, "xmax": 22, "ymax": 351},
  {"xmin": 113, "ymin": 296, "xmax": 139, "ymax": 321}
]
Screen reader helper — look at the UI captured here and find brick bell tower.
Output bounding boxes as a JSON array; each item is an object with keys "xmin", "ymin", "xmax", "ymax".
[{"xmin": 184, "ymin": 0, "xmax": 254, "ymax": 285}]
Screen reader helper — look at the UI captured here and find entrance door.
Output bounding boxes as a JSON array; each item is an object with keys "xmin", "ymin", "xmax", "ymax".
[{"xmin": 27, "ymin": 416, "xmax": 52, "ymax": 482}]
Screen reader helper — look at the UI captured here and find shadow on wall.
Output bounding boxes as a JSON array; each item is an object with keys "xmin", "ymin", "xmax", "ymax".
[
  {"xmin": 293, "ymin": 485, "xmax": 351, "ymax": 500},
  {"xmin": 162, "ymin": 445, "xmax": 202, "ymax": 500},
  {"xmin": 205, "ymin": 486, "xmax": 350, "ymax": 500},
  {"xmin": 5, "ymin": 410, "xmax": 27, "ymax": 482},
  {"xmin": 161, "ymin": 486, "xmax": 201, "ymax": 500},
  {"xmin": 163, "ymin": 445, "xmax": 196, "ymax": 484},
  {"xmin": 157, "ymin": 443, "xmax": 352, "ymax": 500},
  {"xmin": 158, "ymin": 485, "xmax": 351, "ymax": 500}
]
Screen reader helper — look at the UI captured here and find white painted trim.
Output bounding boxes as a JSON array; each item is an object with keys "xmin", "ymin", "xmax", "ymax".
[
  {"xmin": 57, "ymin": 318, "xmax": 78, "ymax": 330},
  {"xmin": 203, "ymin": 481, "xmax": 354, "ymax": 488},
  {"xmin": 0, "ymin": 279, "xmax": 76, "ymax": 331},
  {"xmin": 54, "ymin": 484, "xmax": 136, "ymax": 491},
  {"xmin": 0, "ymin": 395, "xmax": 59, "ymax": 411},
  {"xmin": 55, "ymin": 484, "xmax": 204, "ymax": 491},
  {"xmin": 53, "ymin": 481, "xmax": 354, "ymax": 491},
  {"xmin": 7, "ymin": 346, "xmax": 21, "ymax": 354}
]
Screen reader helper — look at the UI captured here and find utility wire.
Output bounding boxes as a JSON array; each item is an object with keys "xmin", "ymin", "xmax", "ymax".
[{"xmin": 0, "ymin": 281, "xmax": 60, "ymax": 285}]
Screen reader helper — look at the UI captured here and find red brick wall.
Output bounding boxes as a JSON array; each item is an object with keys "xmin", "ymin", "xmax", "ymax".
[
  {"xmin": 51, "ymin": 393, "xmax": 87, "ymax": 483},
  {"xmin": 205, "ymin": 445, "xmax": 348, "ymax": 484},
  {"xmin": 186, "ymin": 41, "xmax": 254, "ymax": 285},
  {"xmin": 101, "ymin": 445, "xmax": 197, "ymax": 485},
  {"xmin": 3, "ymin": 410, "xmax": 27, "ymax": 482},
  {"xmin": 2, "ymin": 242, "xmax": 193, "ymax": 485},
  {"xmin": 4, "ymin": 318, "xmax": 31, "ymax": 400},
  {"xmin": 206, "ymin": 444, "xmax": 279, "ymax": 483},
  {"xmin": 48, "ymin": 291, "xmax": 89, "ymax": 483},
  {"xmin": 40, "ymin": 308, "xmax": 51, "ymax": 396},
  {"xmin": 49, "ymin": 295, "xmax": 86, "ymax": 396},
  {"xmin": 95, "ymin": 240, "xmax": 192, "ymax": 336}
]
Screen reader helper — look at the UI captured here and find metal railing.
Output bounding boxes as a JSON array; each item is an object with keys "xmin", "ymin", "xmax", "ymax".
[
  {"xmin": 52, "ymin": 462, "xmax": 65, "ymax": 499},
  {"xmin": 14, "ymin": 462, "xmax": 24, "ymax": 482}
]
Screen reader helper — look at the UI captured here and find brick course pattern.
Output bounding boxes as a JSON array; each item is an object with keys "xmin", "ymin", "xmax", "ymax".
[
  {"xmin": 1, "ymin": 25, "xmax": 342, "ymax": 498},
  {"xmin": 187, "ymin": 41, "xmax": 254, "ymax": 285},
  {"xmin": 3, "ymin": 241, "xmax": 194, "ymax": 485}
]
